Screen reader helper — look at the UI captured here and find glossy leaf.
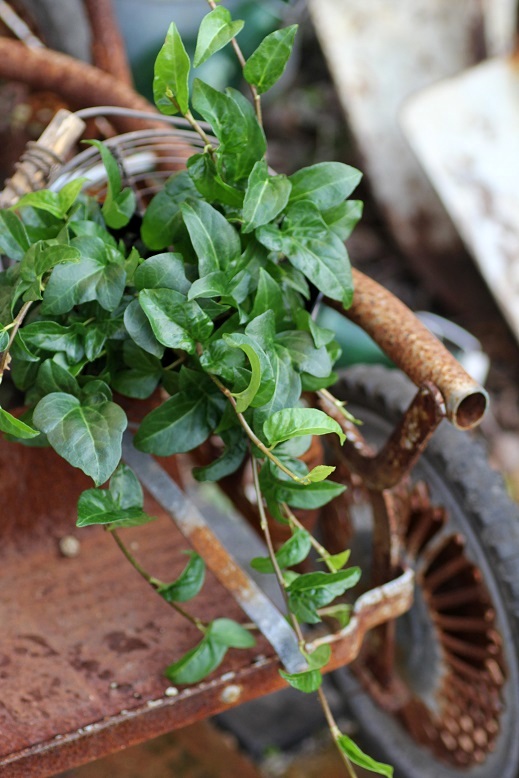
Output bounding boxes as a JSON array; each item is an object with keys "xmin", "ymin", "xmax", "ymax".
[
  {"xmin": 181, "ymin": 200, "xmax": 241, "ymax": 276},
  {"xmin": 0, "ymin": 210, "xmax": 31, "ymax": 260},
  {"xmin": 165, "ymin": 634, "xmax": 227, "ymax": 685},
  {"xmin": 192, "ymin": 426, "xmax": 247, "ymax": 482},
  {"xmin": 154, "ymin": 22, "xmax": 190, "ymax": 115},
  {"xmin": 251, "ymin": 528, "xmax": 311, "ymax": 573},
  {"xmin": 141, "ymin": 171, "xmax": 200, "ymax": 250},
  {"xmin": 337, "ymin": 734, "xmax": 394, "ymax": 777},
  {"xmin": 269, "ymin": 476, "xmax": 346, "ymax": 511},
  {"xmin": 279, "ymin": 667, "xmax": 322, "ymax": 693},
  {"xmin": 223, "ymin": 332, "xmax": 275, "ymax": 413},
  {"xmin": 289, "ymin": 162, "xmax": 362, "ymax": 211},
  {"xmin": 242, "ymin": 160, "xmax": 291, "ymax": 233},
  {"xmin": 33, "ymin": 392, "xmax": 127, "ymax": 485},
  {"xmin": 243, "ymin": 25, "xmax": 298, "ymax": 94},
  {"xmin": 124, "ymin": 299, "xmax": 165, "ymax": 358},
  {"xmin": 194, "ymin": 6, "xmax": 244, "ymax": 67},
  {"xmin": 257, "ymin": 202, "xmax": 353, "ymax": 307},
  {"xmin": 264, "ymin": 408, "xmax": 346, "ymax": 447},
  {"xmin": 139, "ymin": 288, "xmax": 213, "ymax": 352},
  {"xmin": 322, "ymin": 200, "xmax": 364, "ymax": 240},
  {"xmin": 109, "ymin": 462, "xmax": 144, "ymax": 509},
  {"xmin": 158, "ymin": 552, "xmax": 205, "ymax": 603},
  {"xmin": 187, "ymin": 153, "xmax": 244, "ymax": 208},
  {"xmin": 134, "ymin": 391, "xmax": 219, "ymax": 456},
  {"xmin": 134, "ymin": 252, "xmax": 191, "ymax": 294},
  {"xmin": 76, "ymin": 488, "xmax": 153, "ymax": 528},
  {"xmin": 0, "ymin": 407, "xmax": 39, "ymax": 439},
  {"xmin": 287, "ymin": 568, "xmax": 361, "ymax": 624}
]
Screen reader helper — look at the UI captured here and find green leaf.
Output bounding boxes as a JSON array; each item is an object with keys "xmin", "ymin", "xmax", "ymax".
[
  {"xmin": 139, "ymin": 288, "xmax": 212, "ymax": 352},
  {"xmin": 192, "ymin": 80, "xmax": 266, "ymax": 182},
  {"xmin": 0, "ymin": 407, "xmax": 39, "ymax": 439},
  {"xmin": 223, "ymin": 332, "xmax": 275, "ymax": 413},
  {"xmin": 13, "ymin": 190, "xmax": 65, "ymax": 219},
  {"xmin": 153, "ymin": 22, "xmax": 190, "ymax": 115},
  {"xmin": 187, "ymin": 153, "xmax": 244, "ymax": 208},
  {"xmin": 279, "ymin": 667, "xmax": 322, "ymax": 693},
  {"xmin": 42, "ymin": 236, "xmax": 126, "ymax": 314},
  {"xmin": 158, "ymin": 552, "xmax": 205, "ymax": 603},
  {"xmin": 0, "ymin": 210, "xmax": 30, "ymax": 260},
  {"xmin": 165, "ymin": 634, "xmax": 227, "ymax": 685},
  {"xmin": 325, "ymin": 549, "xmax": 351, "ymax": 572},
  {"xmin": 278, "ymin": 331, "xmax": 333, "ymax": 378},
  {"xmin": 192, "ymin": 426, "xmax": 247, "ymax": 482},
  {"xmin": 111, "ymin": 340, "xmax": 163, "ymax": 399},
  {"xmin": 33, "ymin": 392, "xmax": 127, "ymax": 485},
  {"xmin": 124, "ymin": 299, "xmax": 165, "ymax": 358},
  {"xmin": 337, "ymin": 734, "xmax": 394, "ymax": 777},
  {"xmin": 305, "ymin": 644, "xmax": 332, "ymax": 670},
  {"xmin": 134, "ymin": 252, "xmax": 191, "ymax": 294},
  {"xmin": 76, "ymin": 487, "xmax": 154, "ymax": 528},
  {"xmin": 289, "ymin": 162, "xmax": 362, "ymax": 210},
  {"xmin": 210, "ymin": 618, "xmax": 255, "ymax": 648},
  {"xmin": 269, "ymin": 476, "xmax": 346, "ymax": 511},
  {"xmin": 0, "ymin": 328, "xmax": 8, "ymax": 351},
  {"xmin": 264, "ymin": 408, "xmax": 346, "ymax": 448},
  {"xmin": 322, "ymin": 200, "xmax": 363, "ymax": 240},
  {"xmin": 243, "ymin": 25, "xmax": 298, "ymax": 94},
  {"xmin": 109, "ymin": 461, "xmax": 144, "ymax": 509},
  {"xmin": 318, "ymin": 603, "xmax": 351, "ymax": 628},
  {"xmin": 257, "ymin": 202, "xmax": 353, "ymax": 307},
  {"xmin": 253, "ymin": 347, "xmax": 301, "ymax": 426},
  {"xmin": 181, "ymin": 200, "xmax": 241, "ymax": 276},
  {"xmin": 194, "ymin": 6, "xmax": 244, "ymax": 67},
  {"xmin": 287, "ymin": 568, "xmax": 361, "ymax": 624},
  {"xmin": 242, "ymin": 160, "xmax": 291, "ymax": 233},
  {"xmin": 294, "ymin": 309, "xmax": 335, "ymax": 349},
  {"xmin": 306, "ymin": 465, "xmax": 336, "ymax": 483},
  {"xmin": 141, "ymin": 171, "xmax": 200, "ymax": 250},
  {"xmin": 57, "ymin": 178, "xmax": 87, "ymax": 214},
  {"xmin": 134, "ymin": 391, "xmax": 219, "ymax": 456},
  {"xmin": 21, "ymin": 321, "xmax": 84, "ymax": 362},
  {"xmin": 85, "ymin": 141, "xmax": 136, "ymax": 229},
  {"xmin": 251, "ymin": 528, "xmax": 311, "ymax": 573}
]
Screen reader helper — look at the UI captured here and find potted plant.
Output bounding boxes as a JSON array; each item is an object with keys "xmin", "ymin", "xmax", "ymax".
[{"xmin": 0, "ymin": 5, "xmax": 393, "ymax": 776}]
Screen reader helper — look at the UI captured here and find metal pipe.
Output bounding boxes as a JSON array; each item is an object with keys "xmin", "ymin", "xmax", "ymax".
[{"xmin": 325, "ymin": 268, "xmax": 489, "ymax": 429}]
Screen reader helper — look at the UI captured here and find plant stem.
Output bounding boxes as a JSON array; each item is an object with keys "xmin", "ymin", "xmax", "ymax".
[
  {"xmin": 318, "ymin": 388, "xmax": 360, "ymax": 425},
  {"xmin": 251, "ymin": 456, "xmax": 305, "ymax": 647},
  {"xmin": 317, "ymin": 687, "xmax": 358, "ymax": 778},
  {"xmin": 110, "ymin": 529, "xmax": 205, "ymax": 631},
  {"xmin": 0, "ymin": 300, "xmax": 32, "ymax": 383},
  {"xmin": 205, "ymin": 0, "xmax": 263, "ymax": 125},
  {"xmin": 167, "ymin": 91, "xmax": 215, "ymax": 150},
  {"xmin": 209, "ymin": 373, "xmax": 303, "ymax": 483},
  {"xmin": 283, "ymin": 503, "xmax": 337, "ymax": 572}
]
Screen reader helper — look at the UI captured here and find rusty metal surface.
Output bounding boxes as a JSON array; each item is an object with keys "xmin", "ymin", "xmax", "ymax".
[
  {"xmin": 122, "ymin": 435, "xmax": 307, "ymax": 676},
  {"xmin": 0, "ymin": 435, "xmax": 414, "ymax": 776},
  {"xmin": 320, "ymin": 380, "xmax": 445, "ymax": 490},
  {"xmin": 327, "ymin": 269, "xmax": 489, "ymax": 430},
  {"xmin": 401, "ymin": 53, "xmax": 519, "ymax": 346}
]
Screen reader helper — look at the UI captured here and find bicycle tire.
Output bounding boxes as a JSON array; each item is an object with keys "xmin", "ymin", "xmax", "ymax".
[{"xmin": 328, "ymin": 365, "xmax": 519, "ymax": 778}]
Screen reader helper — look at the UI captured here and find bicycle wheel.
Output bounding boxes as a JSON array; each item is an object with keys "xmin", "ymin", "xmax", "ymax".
[{"xmin": 325, "ymin": 365, "xmax": 519, "ymax": 778}]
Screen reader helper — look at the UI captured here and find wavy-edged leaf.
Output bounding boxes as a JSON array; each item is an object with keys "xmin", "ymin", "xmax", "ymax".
[{"xmin": 33, "ymin": 392, "xmax": 127, "ymax": 485}]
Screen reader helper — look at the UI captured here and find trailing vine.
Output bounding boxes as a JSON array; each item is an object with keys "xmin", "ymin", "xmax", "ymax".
[{"xmin": 0, "ymin": 4, "xmax": 391, "ymax": 775}]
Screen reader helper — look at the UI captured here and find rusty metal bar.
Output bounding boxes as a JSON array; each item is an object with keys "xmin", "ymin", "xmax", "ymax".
[
  {"xmin": 325, "ymin": 268, "xmax": 489, "ymax": 430},
  {"xmin": 83, "ymin": 0, "xmax": 133, "ymax": 86},
  {"xmin": 121, "ymin": 434, "xmax": 307, "ymax": 675},
  {"xmin": 320, "ymin": 382, "xmax": 445, "ymax": 490}
]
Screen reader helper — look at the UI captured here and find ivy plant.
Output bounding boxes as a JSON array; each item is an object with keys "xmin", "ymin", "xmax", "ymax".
[{"xmin": 0, "ymin": 3, "xmax": 391, "ymax": 776}]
